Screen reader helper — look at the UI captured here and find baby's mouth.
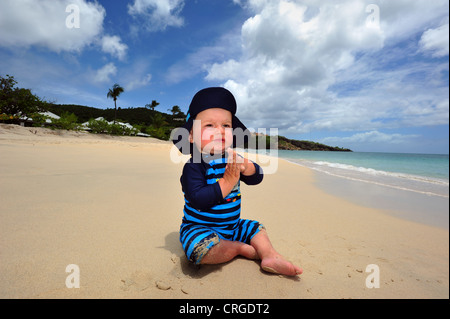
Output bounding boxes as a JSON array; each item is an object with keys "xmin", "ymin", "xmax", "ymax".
[{"xmin": 213, "ymin": 137, "xmax": 225, "ymax": 143}]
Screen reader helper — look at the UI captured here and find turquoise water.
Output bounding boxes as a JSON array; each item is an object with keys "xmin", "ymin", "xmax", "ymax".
[
  {"xmin": 277, "ymin": 151, "xmax": 449, "ymax": 180},
  {"xmin": 239, "ymin": 149, "xmax": 449, "ymax": 227},
  {"xmin": 273, "ymin": 150, "xmax": 449, "ymax": 198}
]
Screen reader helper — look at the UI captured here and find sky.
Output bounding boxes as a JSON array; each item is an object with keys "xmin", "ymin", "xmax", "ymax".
[{"xmin": 0, "ymin": 0, "xmax": 448, "ymax": 154}]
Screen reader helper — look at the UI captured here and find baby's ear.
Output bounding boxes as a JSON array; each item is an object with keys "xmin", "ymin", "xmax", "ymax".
[{"xmin": 189, "ymin": 129, "xmax": 193, "ymax": 143}]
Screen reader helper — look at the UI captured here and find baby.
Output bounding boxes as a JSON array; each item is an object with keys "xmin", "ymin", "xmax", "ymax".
[{"xmin": 172, "ymin": 87, "xmax": 302, "ymax": 276}]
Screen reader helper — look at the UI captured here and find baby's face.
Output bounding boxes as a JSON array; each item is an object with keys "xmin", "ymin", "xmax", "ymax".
[{"xmin": 190, "ymin": 108, "xmax": 233, "ymax": 154}]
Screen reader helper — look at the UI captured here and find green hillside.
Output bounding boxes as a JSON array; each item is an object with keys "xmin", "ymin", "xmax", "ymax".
[{"xmin": 46, "ymin": 104, "xmax": 351, "ymax": 152}]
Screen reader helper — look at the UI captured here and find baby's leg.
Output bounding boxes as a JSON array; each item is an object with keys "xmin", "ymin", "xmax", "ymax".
[
  {"xmin": 251, "ymin": 230, "xmax": 302, "ymax": 276},
  {"xmin": 181, "ymin": 223, "xmax": 258, "ymax": 265},
  {"xmin": 201, "ymin": 240, "xmax": 258, "ymax": 264}
]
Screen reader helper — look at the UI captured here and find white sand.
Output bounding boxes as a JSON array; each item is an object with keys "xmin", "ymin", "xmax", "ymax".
[{"xmin": 0, "ymin": 124, "xmax": 448, "ymax": 299}]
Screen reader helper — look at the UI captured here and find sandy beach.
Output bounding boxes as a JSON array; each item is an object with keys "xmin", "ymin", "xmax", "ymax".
[{"xmin": 0, "ymin": 124, "xmax": 448, "ymax": 299}]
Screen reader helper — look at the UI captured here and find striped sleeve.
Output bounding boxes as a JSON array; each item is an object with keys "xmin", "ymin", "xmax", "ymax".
[
  {"xmin": 181, "ymin": 161, "xmax": 224, "ymax": 211},
  {"xmin": 240, "ymin": 162, "xmax": 264, "ymax": 185}
]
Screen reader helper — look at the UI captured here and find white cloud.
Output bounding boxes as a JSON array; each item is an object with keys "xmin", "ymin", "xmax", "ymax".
[
  {"xmin": 321, "ymin": 131, "xmax": 419, "ymax": 145},
  {"xmin": 203, "ymin": 0, "xmax": 449, "ymax": 137},
  {"xmin": 207, "ymin": 0, "xmax": 385, "ymax": 127},
  {"xmin": 115, "ymin": 59, "xmax": 153, "ymax": 91},
  {"xmin": 0, "ymin": 0, "xmax": 105, "ymax": 52},
  {"xmin": 166, "ymin": 32, "xmax": 241, "ymax": 84},
  {"xmin": 128, "ymin": 0, "xmax": 184, "ymax": 31},
  {"xmin": 125, "ymin": 74, "xmax": 152, "ymax": 91},
  {"xmin": 318, "ymin": 130, "xmax": 424, "ymax": 152},
  {"xmin": 376, "ymin": 0, "xmax": 449, "ymax": 41},
  {"xmin": 0, "ymin": 1, "xmax": 129, "ymax": 61},
  {"xmin": 100, "ymin": 35, "xmax": 128, "ymax": 61},
  {"xmin": 94, "ymin": 63, "xmax": 117, "ymax": 83},
  {"xmin": 419, "ymin": 21, "xmax": 449, "ymax": 58}
]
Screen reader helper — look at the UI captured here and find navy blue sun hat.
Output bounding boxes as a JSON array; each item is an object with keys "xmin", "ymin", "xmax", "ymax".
[{"xmin": 171, "ymin": 87, "xmax": 249, "ymax": 155}]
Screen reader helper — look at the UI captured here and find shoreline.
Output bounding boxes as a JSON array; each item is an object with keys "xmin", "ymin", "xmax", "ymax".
[
  {"xmin": 244, "ymin": 148, "xmax": 449, "ymax": 229},
  {"xmin": 0, "ymin": 124, "xmax": 448, "ymax": 299},
  {"xmin": 312, "ymin": 169, "xmax": 449, "ymax": 230}
]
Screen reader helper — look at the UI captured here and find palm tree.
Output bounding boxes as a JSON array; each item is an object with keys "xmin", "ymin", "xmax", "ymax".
[
  {"xmin": 168, "ymin": 105, "xmax": 181, "ymax": 116},
  {"xmin": 145, "ymin": 100, "xmax": 159, "ymax": 111},
  {"xmin": 107, "ymin": 83, "xmax": 124, "ymax": 124}
]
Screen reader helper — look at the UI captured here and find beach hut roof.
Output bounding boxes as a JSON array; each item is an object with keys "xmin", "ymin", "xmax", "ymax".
[
  {"xmin": 19, "ymin": 111, "xmax": 60, "ymax": 123},
  {"xmin": 41, "ymin": 112, "xmax": 60, "ymax": 120},
  {"xmin": 80, "ymin": 117, "xmax": 136, "ymax": 130}
]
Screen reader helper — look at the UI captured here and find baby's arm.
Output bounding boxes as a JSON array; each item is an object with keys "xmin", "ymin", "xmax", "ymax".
[
  {"xmin": 182, "ymin": 162, "xmax": 223, "ymax": 211},
  {"xmin": 218, "ymin": 149, "xmax": 240, "ymax": 198}
]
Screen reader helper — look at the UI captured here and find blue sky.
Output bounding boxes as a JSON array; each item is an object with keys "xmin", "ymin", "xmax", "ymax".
[{"xmin": 0, "ymin": 0, "xmax": 448, "ymax": 154}]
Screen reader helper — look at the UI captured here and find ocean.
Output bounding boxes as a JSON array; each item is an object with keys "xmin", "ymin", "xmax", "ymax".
[
  {"xmin": 257, "ymin": 150, "xmax": 450, "ymax": 229},
  {"xmin": 275, "ymin": 150, "xmax": 449, "ymax": 199},
  {"xmin": 239, "ymin": 148, "xmax": 449, "ymax": 227}
]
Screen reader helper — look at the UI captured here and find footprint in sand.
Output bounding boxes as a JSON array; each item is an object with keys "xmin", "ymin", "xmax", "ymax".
[
  {"xmin": 121, "ymin": 270, "xmax": 153, "ymax": 292},
  {"xmin": 155, "ymin": 280, "xmax": 171, "ymax": 290},
  {"xmin": 122, "ymin": 254, "xmax": 196, "ymax": 295}
]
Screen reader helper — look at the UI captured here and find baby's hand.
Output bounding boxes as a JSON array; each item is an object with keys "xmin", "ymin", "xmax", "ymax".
[
  {"xmin": 228, "ymin": 149, "xmax": 246, "ymax": 173},
  {"xmin": 218, "ymin": 148, "xmax": 241, "ymax": 198},
  {"xmin": 229, "ymin": 149, "xmax": 255, "ymax": 176},
  {"xmin": 225, "ymin": 148, "xmax": 241, "ymax": 178}
]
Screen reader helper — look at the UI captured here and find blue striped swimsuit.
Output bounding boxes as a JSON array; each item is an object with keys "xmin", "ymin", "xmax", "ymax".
[{"xmin": 179, "ymin": 153, "xmax": 264, "ymax": 264}]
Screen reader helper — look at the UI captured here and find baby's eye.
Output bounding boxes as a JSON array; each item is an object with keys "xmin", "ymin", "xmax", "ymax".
[
  {"xmin": 223, "ymin": 124, "xmax": 231, "ymax": 128},
  {"xmin": 205, "ymin": 124, "xmax": 213, "ymax": 127}
]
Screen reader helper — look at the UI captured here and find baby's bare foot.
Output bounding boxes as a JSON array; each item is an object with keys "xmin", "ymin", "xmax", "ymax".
[
  {"xmin": 261, "ymin": 254, "xmax": 302, "ymax": 276},
  {"xmin": 239, "ymin": 243, "xmax": 259, "ymax": 260}
]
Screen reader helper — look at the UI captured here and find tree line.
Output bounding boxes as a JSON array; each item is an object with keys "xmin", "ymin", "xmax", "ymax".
[
  {"xmin": 1, "ymin": 74, "xmax": 351, "ymax": 151},
  {"xmin": 0, "ymin": 75, "xmax": 186, "ymax": 140}
]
